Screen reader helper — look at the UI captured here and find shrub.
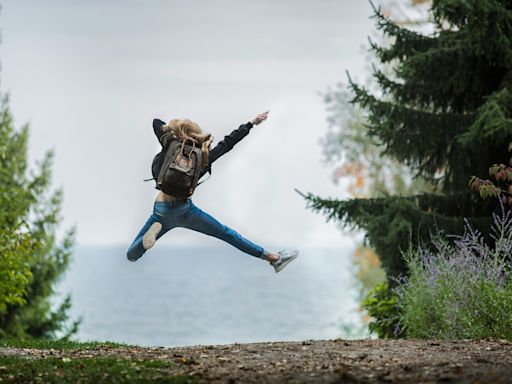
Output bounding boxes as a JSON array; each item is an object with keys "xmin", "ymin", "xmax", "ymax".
[
  {"xmin": 395, "ymin": 206, "xmax": 512, "ymax": 339},
  {"xmin": 362, "ymin": 281, "xmax": 403, "ymax": 338}
]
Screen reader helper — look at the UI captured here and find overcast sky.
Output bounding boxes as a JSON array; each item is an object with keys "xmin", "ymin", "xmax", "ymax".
[{"xmin": 1, "ymin": 0, "xmax": 375, "ymax": 250}]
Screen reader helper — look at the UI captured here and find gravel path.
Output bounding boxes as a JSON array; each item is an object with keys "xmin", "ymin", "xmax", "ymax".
[{"xmin": 2, "ymin": 338, "xmax": 512, "ymax": 383}]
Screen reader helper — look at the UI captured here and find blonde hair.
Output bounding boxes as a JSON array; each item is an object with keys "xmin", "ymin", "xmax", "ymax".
[{"xmin": 161, "ymin": 118, "xmax": 212, "ymax": 167}]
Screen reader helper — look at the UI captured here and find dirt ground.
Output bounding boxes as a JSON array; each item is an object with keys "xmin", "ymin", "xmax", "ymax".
[{"xmin": 2, "ymin": 338, "xmax": 512, "ymax": 383}]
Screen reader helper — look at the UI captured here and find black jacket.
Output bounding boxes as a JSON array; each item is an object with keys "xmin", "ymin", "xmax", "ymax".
[{"xmin": 151, "ymin": 119, "xmax": 254, "ymax": 188}]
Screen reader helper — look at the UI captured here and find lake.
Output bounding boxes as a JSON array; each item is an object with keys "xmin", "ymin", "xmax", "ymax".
[{"xmin": 56, "ymin": 245, "xmax": 362, "ymax": 347}]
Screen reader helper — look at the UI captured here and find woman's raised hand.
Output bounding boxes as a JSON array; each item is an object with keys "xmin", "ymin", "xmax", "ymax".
[{"xmin": 250, "ymin": 110, "xmax": 270, "ymax": 126}]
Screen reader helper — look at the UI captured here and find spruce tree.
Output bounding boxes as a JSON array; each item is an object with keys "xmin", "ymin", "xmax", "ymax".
[
  {"xmin": 0, "ymin": 95, "xmax": 79, "ymax": 338},
  {"xmin": 306, "ymin": 0, "xmax": 512, "ymax": 280}
]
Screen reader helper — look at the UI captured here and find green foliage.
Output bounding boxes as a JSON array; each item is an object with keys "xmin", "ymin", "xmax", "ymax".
[
  {"xmin": 322, "ymin": 82, "xmax": 433, "ymax": 198},
  {"xmin": 305, "ymin": 191, "xmax": 492, "ymax": 279},
  {"xmin": 320, "ymin": 2, "xmax": 435, "ymax": 338},
  {"xmin": 309, "ymin": 0, "xmax": 512, "ymax": 280},
  {"xmin": 358, "ymin": 0, "xmax": 512, "ymax": 187},
  {"xmin": 0, "ymin": 94, "xmax": 78, "ymax": 338},
  {"xmin": 395, "ymin": 212, "xmax": 512, "ymax": 340},
  {"xmin": 362, "ymin": 281, "xmax": 402, "ymax": 338},
  {"xmin": 0, "ymin": 338, "xmax": 129, "ymax": 350},
  {"xmin": 0, "ymin": 98, "xmax": 35, "ymax": 314},
  {"xmin": 0, "ymin": 235, "xmax": 33, "ymax": 313},
  {"xmin": 0, "ymin": 356, "xmax": 194, "ymax": 384}
]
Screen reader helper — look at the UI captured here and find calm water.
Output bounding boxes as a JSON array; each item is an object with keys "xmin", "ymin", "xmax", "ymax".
[{"xmin": 56, "ymin": 245, "xmax": 361, "ymax": 347}]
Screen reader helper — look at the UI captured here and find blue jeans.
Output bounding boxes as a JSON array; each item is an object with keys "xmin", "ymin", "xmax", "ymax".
[{"xmin": 127, "ymin": 199, "xmax": 267, "ymax": 262}]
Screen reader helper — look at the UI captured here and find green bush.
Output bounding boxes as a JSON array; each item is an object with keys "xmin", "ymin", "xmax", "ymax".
[
  {"xmin": 395, "ymin": 209, "xmax": 512, "ymax": 340},
  {"xmin": 362, "ymin": 281, "xmax": 403, "ymax": 338}
]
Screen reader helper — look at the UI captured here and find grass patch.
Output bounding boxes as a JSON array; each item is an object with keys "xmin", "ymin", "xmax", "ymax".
[
  {"xmin": 0, "ymin": 338, "xmax": 130, "ymax": 350},
  {"xmin": 0, "ymin": 356, "xmax": 195, "ymax": 383}
]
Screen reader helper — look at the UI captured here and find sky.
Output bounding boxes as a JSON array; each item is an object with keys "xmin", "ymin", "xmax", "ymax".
[{"xmin": 1, "ymin": 0, "xmax": 375, "ymax": 249}]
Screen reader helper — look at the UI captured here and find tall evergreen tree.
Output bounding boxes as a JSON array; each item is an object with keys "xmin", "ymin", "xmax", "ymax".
[
  {"xmin": 0, "ymin": 99, "xmax": 33, "ymax": 315},
  {"xmin": 306, "ymin": 0, "xmax": 512, "ymax": 280},
  {"xmin": 0, "ymin": 95, "xmax": 78, "ymax": 338}
]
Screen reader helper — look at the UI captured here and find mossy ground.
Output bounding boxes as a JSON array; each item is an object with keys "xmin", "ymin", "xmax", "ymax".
[
  {"xmin": 0, "ymin": 356, "xmax": 195, "ymax": 383},
  {"xmin": 0, "ymin": 339, "xmax": 196, "ymax": 383},
  {"xmin": 0, "ymin": 338, "xmax": 128, "ymax": 350}
]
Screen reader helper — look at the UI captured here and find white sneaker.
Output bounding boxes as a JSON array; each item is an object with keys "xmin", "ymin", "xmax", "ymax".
[
  {"xmin": 142, "ymin": 222, "xmax": 162, "ymax": 250},
  {"xmin": 270, "ymin": 249, "xmax": 299, "ymax": 273}
]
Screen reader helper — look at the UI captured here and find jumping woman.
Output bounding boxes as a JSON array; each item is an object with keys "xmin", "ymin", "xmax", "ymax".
[{"xmin": 126, "ymin": 110, "xmax": 299, "ymax": 273}]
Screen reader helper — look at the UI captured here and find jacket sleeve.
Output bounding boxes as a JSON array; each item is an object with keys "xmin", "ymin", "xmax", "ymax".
[
  {"xmin": 153, "ymin": 118, "xmax": 166, "ymax": 146},
  {"xmin": 202, "ymin": 121, "xmax": 254, "ymax": 173}
]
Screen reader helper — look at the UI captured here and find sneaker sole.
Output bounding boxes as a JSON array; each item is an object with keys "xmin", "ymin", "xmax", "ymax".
[
  {"xmin": 274, "ymin": 251, "xmax": 299, "ymax": 273},
  {"xmin": 142, "ymin": 222, "xmax": 162, "ymax": 250}
]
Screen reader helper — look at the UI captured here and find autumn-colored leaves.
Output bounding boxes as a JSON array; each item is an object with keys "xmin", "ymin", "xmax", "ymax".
[{"xmin": 469, "ymin": 143, "xmax": 512, "ymax": 204}]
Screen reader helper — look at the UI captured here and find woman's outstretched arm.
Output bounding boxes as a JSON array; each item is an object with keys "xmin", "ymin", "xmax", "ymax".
[{"xmin": 203, "ymin": 110, "xmax": 270, "ymax": 173}]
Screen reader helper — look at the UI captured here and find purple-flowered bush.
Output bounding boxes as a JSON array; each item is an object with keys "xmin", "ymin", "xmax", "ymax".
[{"xmin": 394, "ymin": 204, "xmax": 512, "ymax": 339}]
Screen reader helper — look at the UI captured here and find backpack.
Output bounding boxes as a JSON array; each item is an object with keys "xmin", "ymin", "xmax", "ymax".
[{"xmin": 156, "ymin": 137, "xmax": 204, "ymax": 199}]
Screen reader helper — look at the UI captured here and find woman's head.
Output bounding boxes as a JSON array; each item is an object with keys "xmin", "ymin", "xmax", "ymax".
[{"xmin": 161, "ymin": 118, "xmax": 212, "ymax": 167}]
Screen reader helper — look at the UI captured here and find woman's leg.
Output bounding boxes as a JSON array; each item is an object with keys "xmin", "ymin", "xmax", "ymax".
[
  {"xmin": 180, "ymin": 202, "xmax": 268, "ymax": 259},
  {"xmin": 127, "ymin": 205, "xmax": 173, "ymax": 262}
]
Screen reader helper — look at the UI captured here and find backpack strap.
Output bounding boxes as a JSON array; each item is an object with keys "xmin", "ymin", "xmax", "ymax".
[
  {"xmin": 179, "ymin": 137, "xmax": 197, "ymax": 157},
  {"xmin": 197, "ymin": 168, "xmax": 212, "ymax": 186}
]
